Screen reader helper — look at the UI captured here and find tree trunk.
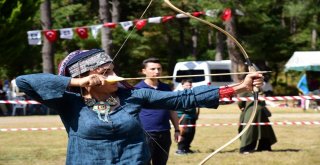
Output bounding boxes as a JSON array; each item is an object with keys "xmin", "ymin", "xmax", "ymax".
[
  {"xmin": 281, "ymin": 10, "xmax": 286, "ymax": 28},
  {"xmin": 208, "ymin": 29, "xmax": 213, "ymax": 48},
  {"xmin": 178, "ymin": 20, "xmax": 186, "ymax": 57},
  {"xmin": 111, "ymin": 0, "xmax": 120, "ymax": 22},
  {"xmin": 163, "ymin": 25, "xmax": 176, "ymax": 76},
  {"xmin": 311, "ymin": 28, "xmax": 317, "ymax": 50},
  {"xmin": 290, "ymin": 17, "xmax": 297, "ymax": 34},
  {"xmin": 311, "ymin": 15, "xmax": 318, "ymax": 50},
  {"xmin": 178, "ymin": 2, "xmax": 187, "ymax": 57},
  {"xmin": 215, "ymin": 31, "xmax": 224, "ymax": 61},
  {"xmin": 40, "ymin": 0, "xmax": 54, "ymax": 74},
  {"xmin": 191, "ymin": 28, "xmax": 198, "ymax": 59},
  {"xmin": 99, "ymin": 0, "xmax": 113, "ymax": 55},
  {"xmin": 224, "ymin": 10, "xmax": 245, "ymax": 82}
]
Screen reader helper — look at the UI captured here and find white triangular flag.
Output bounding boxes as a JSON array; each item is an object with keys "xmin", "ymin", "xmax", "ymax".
[
  {"xmin": 176, "ymin": 13, "xmax": 189, "ymax": 18},
  {"xmin": 27, "ymin": 30, "xmax": 42, "ymax": 45},
  {"xmin": 60, "ymin": 28, "xmax": 73, "ymax": 39},
  {"xmin": 148, "ymin": 17, "xmax": 162, "ymax": 23},
  {"xmin": 205, "ymin": 9, "xmax": 220, "ymax": 18},
  {"xmin": 90, "ymin": 25, "xmax": 103, "ymax": 39},
  {"xmin": 235, "ymin": 9, "xmax": 245, "ymax": 16},
  {"xmin": 120, "ymin": 21, "xmax": 133, "ymax": 31}
]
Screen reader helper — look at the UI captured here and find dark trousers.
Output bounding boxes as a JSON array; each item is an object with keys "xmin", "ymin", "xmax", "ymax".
[
  {"xmin": 240, "ymin": 138, "xmax": 272, "ymax": 152},
  {"xmin": 146, "ymin": 130, "xmax": 171, "ymax": 165},
  {"xmin": 178, "ymin": 118, "xmax": 196, "ymax": 151}
]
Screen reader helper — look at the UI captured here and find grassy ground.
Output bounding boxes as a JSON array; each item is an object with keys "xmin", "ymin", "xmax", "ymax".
[{"xmin": 0, "ymin": 104, "xmax": 319, "ymax": 165}]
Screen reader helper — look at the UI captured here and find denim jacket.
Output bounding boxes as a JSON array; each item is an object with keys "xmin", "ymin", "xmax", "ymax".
[{"xmin": 16, "ymin": 73, "xmax": 220, "ymax": 165}]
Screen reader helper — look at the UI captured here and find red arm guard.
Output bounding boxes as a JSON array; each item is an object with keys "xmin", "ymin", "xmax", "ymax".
[{"xmin": 219, "ymin": 86, "xmax": 235, "ymax": 99}]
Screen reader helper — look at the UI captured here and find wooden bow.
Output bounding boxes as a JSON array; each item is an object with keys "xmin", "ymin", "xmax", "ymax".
[{"xmin": 163, "ymin": 0, "xmax": 260, "ymax": 164}]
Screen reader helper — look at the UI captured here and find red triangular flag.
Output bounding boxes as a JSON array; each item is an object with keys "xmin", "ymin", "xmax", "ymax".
[
  {"xmin": 75, "ymin": 27, "xmax": 89, "ymax": 39},
  {"xmin": 162, "ymin": 15, "xmax": 174, "ymax": 23},
  {"xmin": 135, "ymin": 19, "xmax": 147, "ymax": 30},
  {"xmin": 221, "ymin": 8, "xmax": 232, "ymax": 21},
  {"xmin": 43, "ymin": 30, "xmax": 57, "ymax": 42},
  {"xmin": 192, "ymin": 11, "xmax": 205, "ymax": 17},
  {"xmin": 104, "ymin": 22, "xmax": 117, "ymax": 28}
]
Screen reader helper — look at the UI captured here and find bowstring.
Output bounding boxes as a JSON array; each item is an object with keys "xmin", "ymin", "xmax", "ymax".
[{"xmin": 104, "ymin": 0, "xmax": 154, "ymax": 74}]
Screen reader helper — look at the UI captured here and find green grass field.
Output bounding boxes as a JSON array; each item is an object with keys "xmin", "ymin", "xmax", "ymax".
[{"xmin": 0, "ymin": 104, "xmax": 319, "ymax": 165}]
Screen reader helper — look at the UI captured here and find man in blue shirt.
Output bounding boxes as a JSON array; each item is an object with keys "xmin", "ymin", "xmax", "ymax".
[{"xmin": 135, "ymin": 57, "xmax": 180, "ymax": 165}]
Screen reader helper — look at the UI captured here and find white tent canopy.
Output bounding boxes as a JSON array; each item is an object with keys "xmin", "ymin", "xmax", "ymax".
[{"xmin": 285, "ymin": 51, "xmax": 320, "ymax": 71}]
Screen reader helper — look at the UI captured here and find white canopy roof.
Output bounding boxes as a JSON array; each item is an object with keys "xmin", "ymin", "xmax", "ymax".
[{"xmin": 284, "ymin": 51, "xmax": 320, "ymax": 71}]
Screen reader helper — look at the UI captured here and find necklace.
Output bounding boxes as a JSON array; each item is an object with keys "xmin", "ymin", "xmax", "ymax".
[
  {"xmin": 84, "ymin": 96, "xmax": 119, "ymax": 122},
  {"xmin": 84, "ymin": 96, "xmax": 118, "ymax": 107},
  {"xmin": 106, "ymin": 96, "xmax": 118, "ymax": 106}
]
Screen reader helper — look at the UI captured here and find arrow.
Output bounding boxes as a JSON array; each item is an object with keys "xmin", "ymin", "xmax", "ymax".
[{"xmin": 105, "ymin": 71, "xmax": 271, "ymax": 82}]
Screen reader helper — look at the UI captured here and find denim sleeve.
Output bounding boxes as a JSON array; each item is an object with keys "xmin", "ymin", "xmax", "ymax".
[
  {"xmin": 132, "ymin": 85, "xmax": 220, "ymax": 110},
  {"xmin": 16, "ymin": 73, "xmax": 71, "ymax": 110}
]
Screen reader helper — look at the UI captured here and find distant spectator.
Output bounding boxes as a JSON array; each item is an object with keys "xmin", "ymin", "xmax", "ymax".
[
  {"xmin": 262, "ymin": 79, "xmax": 273, "ymax": 96},
  {"xmin": 175, "ymin": 79, "xmax": 200, "ymax": 155},
  {"xmin": 11, "ymin": 78, "xmax": 25, "ymax": 98},
  {"xmin": 238, "ymin": 91, "xmax": 277, "ymax": 154},
  {"xmin": 3, "ymin": 79, "xmax": 11, "ymax": 100},
  {"xmin": 10, "ymin": 78, "xmax": 27, "ymax": 115},
  {"xmin": 0, "ymin": 82, "xmax": 8, "ymax": 116}
]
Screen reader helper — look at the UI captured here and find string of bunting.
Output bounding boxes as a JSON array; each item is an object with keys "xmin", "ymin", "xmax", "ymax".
[
  {"xmin": 27, "ymin": 8, "xmax": 235, "ymax": 45},
  {"xmin": 1, "ymin": 121, "xmax": 319, "ymax": 132},
  {"xmin": 178, "ymin": 121, "xmax": 320, "ymax": 127},
  {"xmin": 1, "ymin": 95, "xmax": 319, "ymax": 105},
  {"xmin": 220, "ymin": 95, "xmax": 320, "ymax": 102}
]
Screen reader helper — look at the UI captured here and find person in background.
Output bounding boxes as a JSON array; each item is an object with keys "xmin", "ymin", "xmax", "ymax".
[
  {"xmin": 261, "ymin": 78, "xmax": 273, "ymax": 97},
  {"xmin": 309, "ymin": 87, "xmax": 320, "ymax": 111},
  {"xmin": 175, "ymin": 79, "xmax": 200, "ymax": 155},
  {"xmin": 10, "ymin": 77, "xmax": 27, "ymax": 115},
  {"xmin": 0, "ymin": 82, "xmax": 8, "ymax": 116},
  {"xmin": 2, "ymin": 79, "xmax": 12, "ymax": 115},
  {"xmin": 238, "ymin": 74, "xmax": 277, "ymax": 154},
  {"xmin": 16, "ymin": 48, "xmax": 264, "ymax": 164},
  {"xmin": 134, "ymin": 57, "xmax": 180, "ymax": 165},
  {"xmin": 2, "ymin": 79, "xmax": 11, "ymax": 100}
]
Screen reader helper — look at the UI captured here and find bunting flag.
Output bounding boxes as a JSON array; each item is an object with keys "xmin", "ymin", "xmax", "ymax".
[
  {"xmin": 297, "ymin": 74, "xmax": 310, "ymax": 95},
  {"xmin": 27, "ymin": 30, "xmax": 42, "ymax": 45},
  {"xmin": 162, "ymin": 15, "xmax": 174, "ymax": 23},
  {"xmin": 235, "ymin": 9, "xmax": 244, "ymax": 16},
  {"xmin": 120, "ymin": 21, "xmax": 133, "ymax": 31},
  {"xmin": 135, "ymin": 19, "xmax": 147, "ymax": 30},
  {"xmin": 75, "ymin": 27, "xmax": 89, "ymax": 39},
  {"xmin": 60, "ymin": 28, "xmax": 73, "ymax": 39},
  {"xmin": 192, "ymin": 11, "xmax": 205, "ymax": 17},
  {"xmin": 221, "ymin": 8, "xmax": 232, "ymax": 21},
  {"xmin": 90, "ymin": 25, "xmax": 103, "ymax": 39},
  {"xmin": 176, "ymin": 13, "xmax": 189, "ymax": 18},
  {"xmin": 104, "ymin": 22, "xmax": 117, "ymax": 28},
  {"xmin": 206, "ymin": 9, "xmax": 220, "ymax": 18},
  {"xmin": 148, "ymin": 17, "xmax": 162, "ymax": 23},
  {"xmin": 27, "ymin": 9, "xmax": 223, "ymax": 45},
  {"xmin": 43, "ymin": 30, "xmax": 58, "ymax": 42}
]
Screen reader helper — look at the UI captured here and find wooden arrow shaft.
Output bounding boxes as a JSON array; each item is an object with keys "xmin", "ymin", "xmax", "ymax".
[{"xmin": 118, "ymin": 71, "xmax": 271, "ymax": 81}]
